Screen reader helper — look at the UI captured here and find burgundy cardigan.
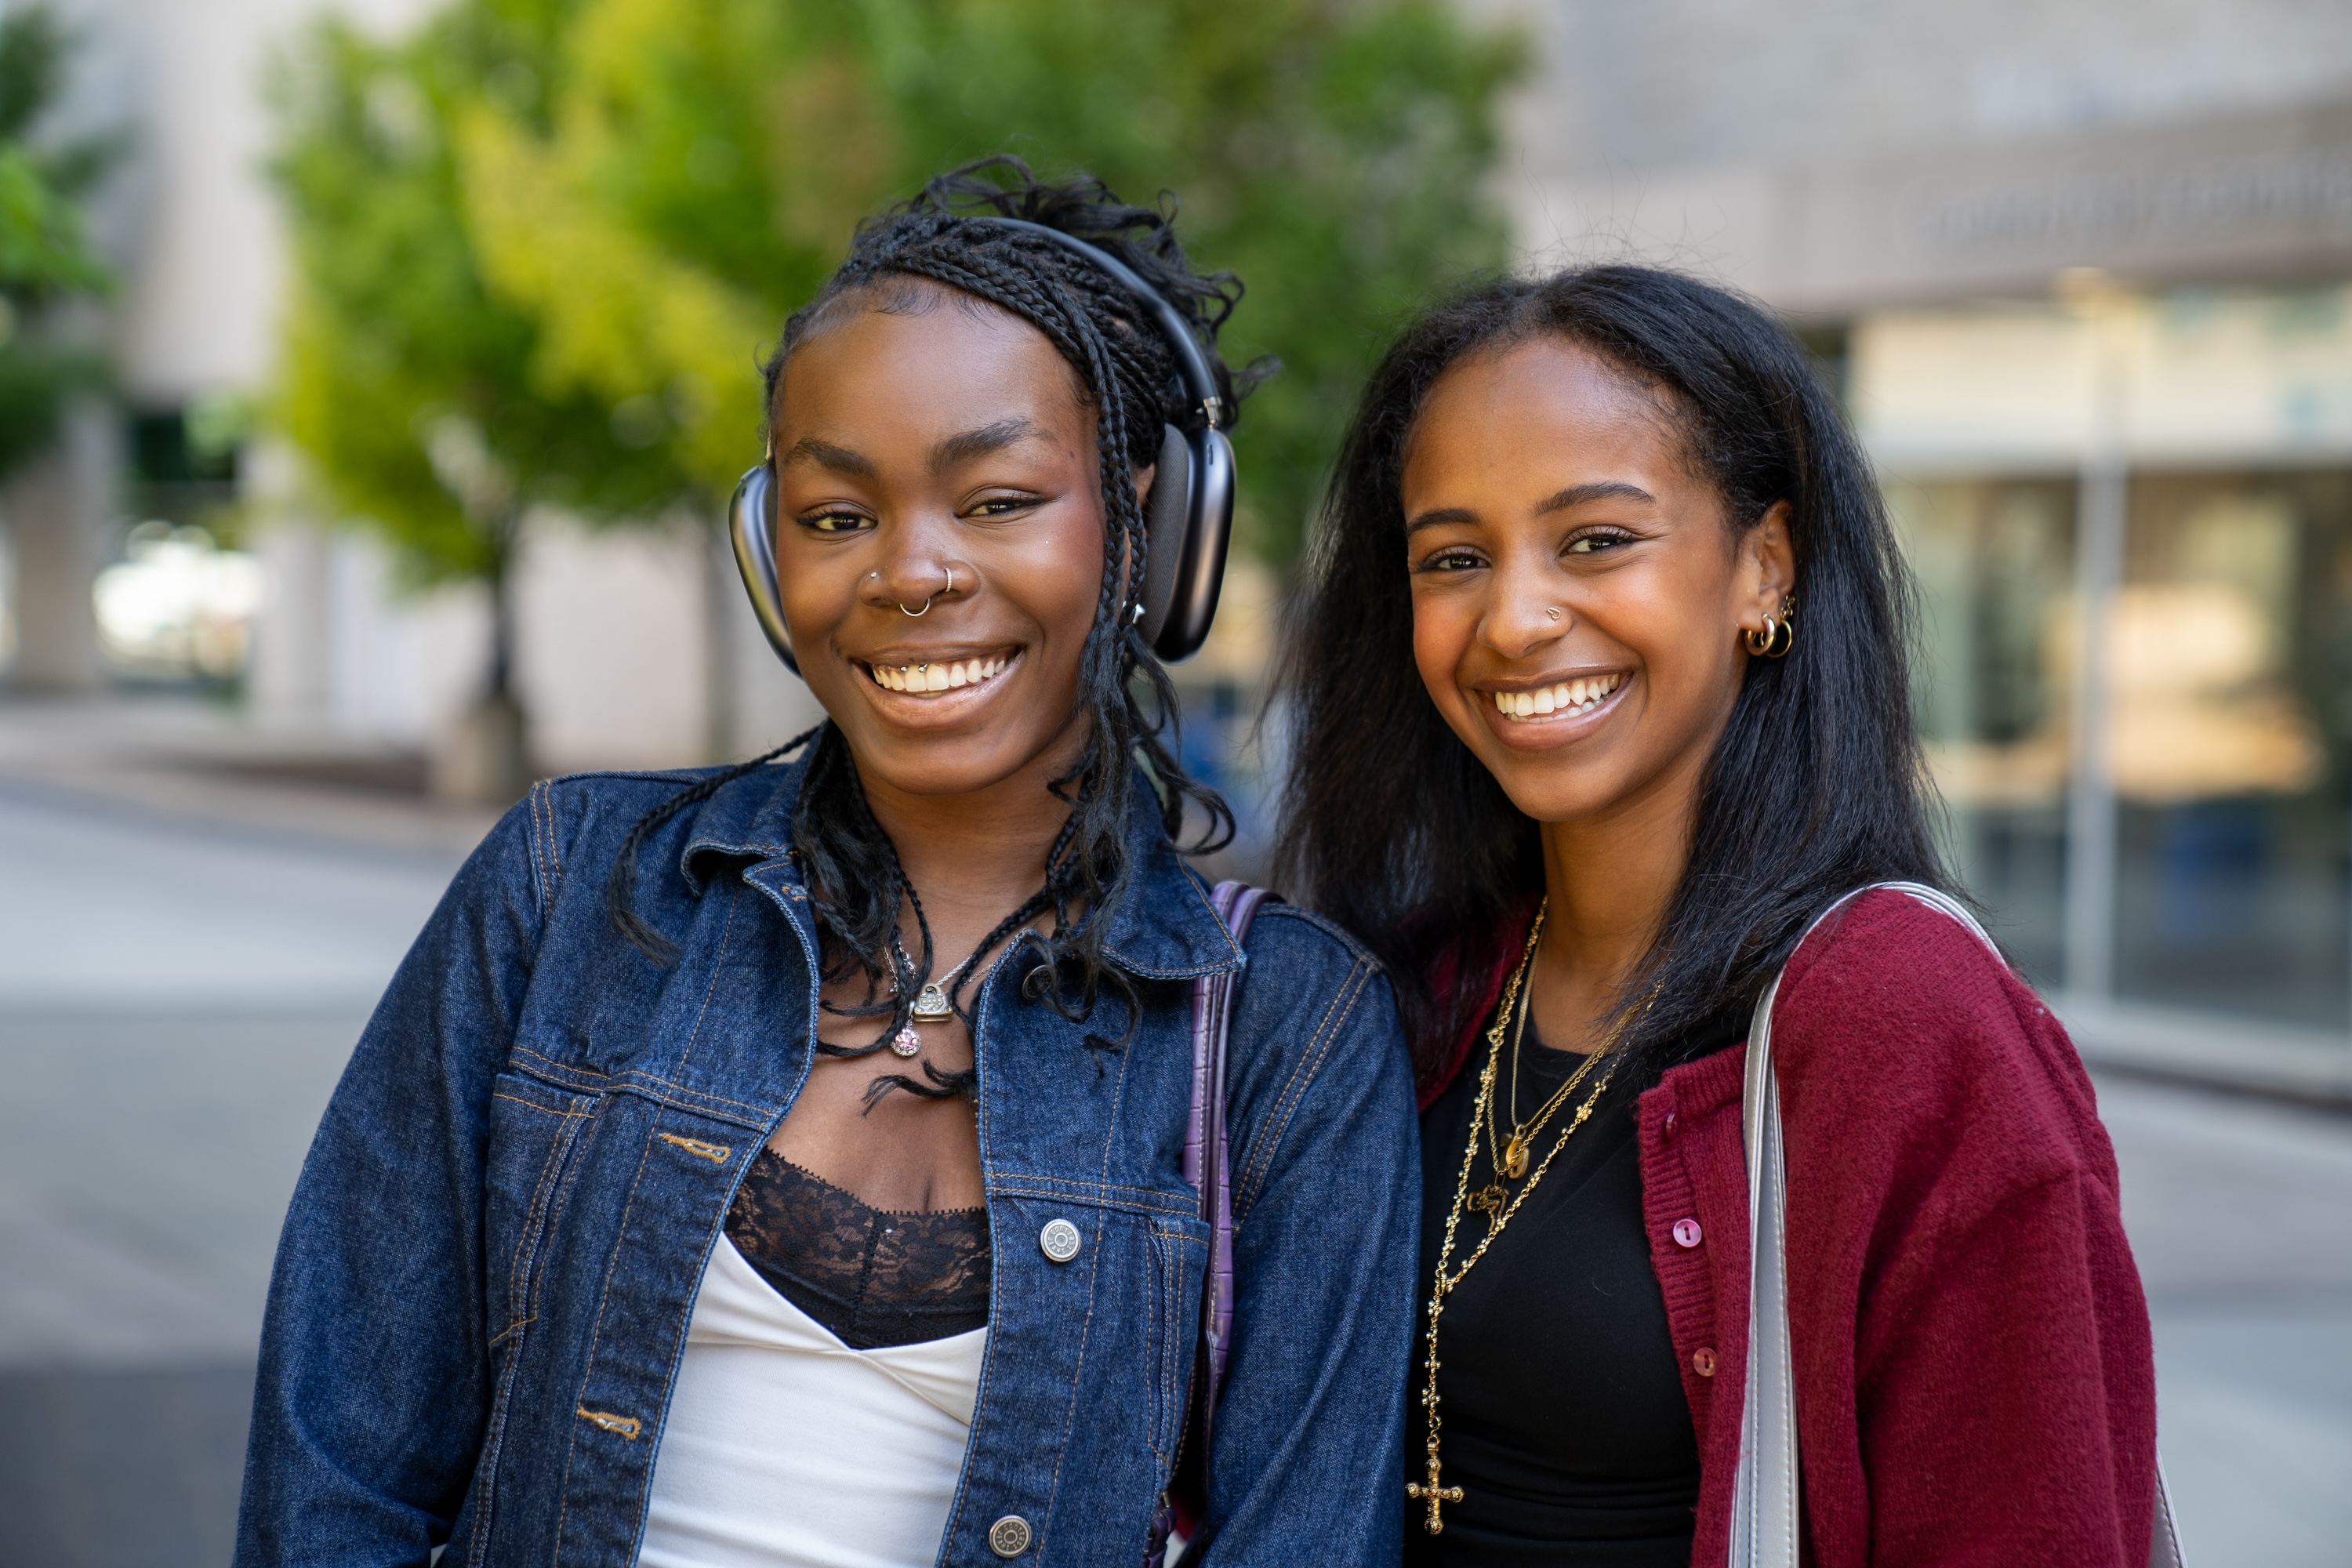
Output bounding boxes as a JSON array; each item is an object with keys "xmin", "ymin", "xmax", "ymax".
[{"xmin": 1424, "ymin": 889, "xmax": 2159, "ymax": 1567}]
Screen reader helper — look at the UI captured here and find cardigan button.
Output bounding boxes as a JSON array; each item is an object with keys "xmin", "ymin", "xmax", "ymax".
[
  {"xmin": 1663, "ymin": 1110, "xmax": 1679, "ymax": 1136},
  {"xmin": 1671, "ymin": 1218, "xmax": 1703, "ymax": 1248},
  {"xmin": 1039, "ymin": 1218, "xmax": 1083, "ymax": 1263},
  {"xmin": 989, "ymin": 1515, "xmax": 1033, "ymax": 1557},
  {"xmin": 1693, "ymin": 1347, "xmax": 1719, "ymax": 1377}
]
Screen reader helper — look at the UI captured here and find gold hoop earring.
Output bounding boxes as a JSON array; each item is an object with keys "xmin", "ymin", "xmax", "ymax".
[{"xmin": 1744, "ymin": 595, "xmax": 1797, "ymax": 658}]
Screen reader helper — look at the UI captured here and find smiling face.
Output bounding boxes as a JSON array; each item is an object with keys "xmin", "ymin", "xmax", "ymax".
[
  {"xmin": 771, "ymin": 285, "xmax": 1115, "ymax": 804},
  {"xmin": 1401, "ymin": 336, "xmax": 1791, "ymax": 830}
]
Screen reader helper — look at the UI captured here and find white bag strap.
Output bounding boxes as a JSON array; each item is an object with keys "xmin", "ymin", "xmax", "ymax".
[{"xmin": 1732, "ymin": 880, "xmax": 2183, "ymax": 1568}]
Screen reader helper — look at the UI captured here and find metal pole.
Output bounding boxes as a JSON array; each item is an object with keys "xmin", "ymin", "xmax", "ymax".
[{"xmin": 2065, "ymin": 299, "xmax": 2127, "ymax": 1000}]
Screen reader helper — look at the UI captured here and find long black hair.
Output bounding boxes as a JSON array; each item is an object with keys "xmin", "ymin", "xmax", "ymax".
[
  {"xmin": 1275, "ymin": 263, "xmax": 1947, "ymax": 1095},
  {"xmin": 609, "ymin": 158, "xmax": 1256, "ymax": 1101}
]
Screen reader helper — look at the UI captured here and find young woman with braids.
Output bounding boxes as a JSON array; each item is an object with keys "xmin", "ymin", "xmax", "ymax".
[
  {"xmin": 236, "ymin": 162, "xmax": 1418, "ymax": 1568},
  {"xmin": 1278, "ymin": 268, "xmax": 2161, "ymax": 1566}
]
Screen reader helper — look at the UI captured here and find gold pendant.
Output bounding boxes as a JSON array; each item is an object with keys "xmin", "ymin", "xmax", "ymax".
[
  {"xmin": 910, "ymin": 982, "xmax": 953, "ymax": 1022},
  {"xmin": 1502, "ymin": 1134, "xmax": 1530, "ymax": 1180},
  {"xmin": 1465, "ymin": 1183, "xmax": 1506, "ymax": 1214}
]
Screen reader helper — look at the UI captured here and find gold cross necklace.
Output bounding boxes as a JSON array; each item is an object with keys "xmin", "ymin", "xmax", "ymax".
[{"xmin": 1410, "ymin": 902, "xmax": 1647, "ymax": 1535}]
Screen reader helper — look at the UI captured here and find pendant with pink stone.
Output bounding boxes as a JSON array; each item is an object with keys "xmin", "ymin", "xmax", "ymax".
[{"xmin": 891, "ymin": 1025, "xmax": 922, "ymax": 1058}]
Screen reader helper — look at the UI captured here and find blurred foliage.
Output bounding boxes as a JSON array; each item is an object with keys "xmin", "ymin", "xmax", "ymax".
[
  {"xmin": 275, "ymin": 0, "xmax": 1520, "ymax": 579},
  {"xmin": 0, "ymin": 4, "xmax": 123, "ymax": 481},
  {"xmin": 269, "ymin": 9, "xmax": 688, "ymax": 598}
]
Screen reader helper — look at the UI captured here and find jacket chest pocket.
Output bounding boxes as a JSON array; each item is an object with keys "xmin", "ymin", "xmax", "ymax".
[{"xmin": 484, "ymin": 1069, "xmax": 601, "ymax": 1355}]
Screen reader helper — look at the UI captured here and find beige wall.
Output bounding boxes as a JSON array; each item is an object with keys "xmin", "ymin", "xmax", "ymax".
[{"xmin": 1494, "ymin": 0, "xmax": 2352, "ymax": 313}]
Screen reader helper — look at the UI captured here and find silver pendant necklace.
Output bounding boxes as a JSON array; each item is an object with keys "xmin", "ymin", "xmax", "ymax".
[{"xmin": 887, "ymin": 942, "xmax": 985, "ymax": 1057}]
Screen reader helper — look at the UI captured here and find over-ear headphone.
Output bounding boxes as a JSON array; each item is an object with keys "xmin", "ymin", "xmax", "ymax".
[{"xmin": 728, "ymin": 217, "xmax": 1238, "ymax": 674}]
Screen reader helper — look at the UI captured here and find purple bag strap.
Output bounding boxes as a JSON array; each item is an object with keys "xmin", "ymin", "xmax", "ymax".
[
  {"xmin": 1145, "ymin": 878, "xmax": 1261, "ymax": 1566},
  {"xmin": 1186, "ymin": 879, "xmax": 1262, "ymax": 1416}
]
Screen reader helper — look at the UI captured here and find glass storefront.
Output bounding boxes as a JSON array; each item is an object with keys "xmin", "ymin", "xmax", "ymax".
[
  {"xmin": 2112, "ymin": 471, "xmax": 2352, "ymax": 1028},
  {"xmin": 1893, "ymin": 466, "xmax": 2352, "ymax": 1027},
  {"xmin": 1893, "ymin": 476, "xmax": 2077, "ymax": 989}
]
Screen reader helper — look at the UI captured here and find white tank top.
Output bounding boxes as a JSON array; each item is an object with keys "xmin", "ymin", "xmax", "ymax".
[{"xmin": 639, "ymin": 1237, "xmax": 988, "ymax": 1568}]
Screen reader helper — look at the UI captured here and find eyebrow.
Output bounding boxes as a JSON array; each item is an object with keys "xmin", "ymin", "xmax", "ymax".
[
  {"xmin": 932, "ymin": 416, "xmax": 1046, "ymax": 473},
  {"xmin": 1403, "ymin": 481, "xmax": 1657, "ymax": 536},
  {"xmin": 779, "ymin": 437, "xmax": 876, "ymax": 479},
  {"xmin": 1536, "ymin": 481, "xmax": 1656, "ymax": 514}
]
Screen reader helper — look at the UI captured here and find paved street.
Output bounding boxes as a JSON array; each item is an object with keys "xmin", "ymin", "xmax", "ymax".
[
  {"xmin": 0, "ymin": 779, "xmax": 460, "ymax": 1567},
  {"xmin": 2, "ymin": 776, "xmax": 2349, "ymax": 1565}
]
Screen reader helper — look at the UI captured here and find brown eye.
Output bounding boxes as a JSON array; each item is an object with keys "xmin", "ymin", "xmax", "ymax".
[{"xmin": 801, "ymin": 510, "xmax": 869, "ymax": 533}]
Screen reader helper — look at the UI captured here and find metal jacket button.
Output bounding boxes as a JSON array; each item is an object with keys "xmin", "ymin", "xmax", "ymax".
[
  {"xmin": 1671, "ymin": 1218, "xmax": 1703, "ymax": 1248},
  {"xmin": 989, "ymin": 1515, "xmax": 1033, "ymax": 1557},
  {"xmin": 1693, "ymin": 1347, "xmax": 1719, "ymax": 1377},
  {"xmin": 1039, "ymin": 1218, "xmax": 1082, "ymax": 1262}
]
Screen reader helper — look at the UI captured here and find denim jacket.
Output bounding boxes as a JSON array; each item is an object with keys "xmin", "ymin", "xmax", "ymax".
[{"xmin": 235, "ymin": 750, "xmax": 1418, "ymax": 1567}]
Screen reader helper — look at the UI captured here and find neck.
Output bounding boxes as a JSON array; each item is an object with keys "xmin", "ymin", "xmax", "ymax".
[
  {"xmin": 855, "ymin": 738, "xmax": 1090, "ymax": 957},
  {"xmin": 1528, "ymin": 747, "xmax": 1708, "ymax": 1051}
]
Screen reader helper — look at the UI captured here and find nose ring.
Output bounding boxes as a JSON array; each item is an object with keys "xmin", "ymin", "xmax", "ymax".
[
  {"xmin": 897, "ymin": 564, "xmax": 959, "ymax": 617},
  {"xmin": 900, "ymin": 564, "xmax": 957, "ymax": 616}
]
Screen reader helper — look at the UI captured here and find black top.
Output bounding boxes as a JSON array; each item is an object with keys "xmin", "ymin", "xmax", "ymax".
[
  {"xmin": 724, "ymin": 1149, "xmax": 991, "ymax": 1348},
  {"xmin": 1405, "ymin": 1011, "xmax": 1734, "ymax": 1566}
]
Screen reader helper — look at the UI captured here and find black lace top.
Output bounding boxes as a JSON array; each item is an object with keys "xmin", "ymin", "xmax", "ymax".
[{"xmin": 723, "ymin": 1147, "xmax": 992, "ymax": 1349}]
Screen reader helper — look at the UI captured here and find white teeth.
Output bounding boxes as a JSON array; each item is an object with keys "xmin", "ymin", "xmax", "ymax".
[
  {"xmin": 869, "ymin": 655, "xmax": 1009, "ymax": 695},
  {"xmin": 1493, "ymin": 673, "xmax": 1621, "ymax": 720}
]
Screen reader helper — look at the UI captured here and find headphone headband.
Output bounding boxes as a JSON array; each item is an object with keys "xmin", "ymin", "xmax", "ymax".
[{"xmin": 971, "ymin": 217, "xmax": 1225, "ymax": 430}]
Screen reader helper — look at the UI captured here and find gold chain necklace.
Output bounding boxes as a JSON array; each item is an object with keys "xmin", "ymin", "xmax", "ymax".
[
  {"xmin": 1488, "ymin": 964, "xmax": 1600, "ymax": 1185},
  {"xmin": 1409, "ymin": 902, "xmax": 1646, "ymax": 1536}
]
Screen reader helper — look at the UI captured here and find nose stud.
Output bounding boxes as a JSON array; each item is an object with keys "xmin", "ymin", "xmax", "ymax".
[{"xmin": 1545, "ymin": 606, "xmax": 1563, "ymax": 622}]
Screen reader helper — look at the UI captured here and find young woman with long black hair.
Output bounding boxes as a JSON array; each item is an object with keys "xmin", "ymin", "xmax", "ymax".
[
  {"xmin": 1278, "ymin": 267, "xmax": 2161, "ymax": 1566},
  {"xmin": 235, "ymin": 161, "xmax": 1417, "ymax": 1568}
]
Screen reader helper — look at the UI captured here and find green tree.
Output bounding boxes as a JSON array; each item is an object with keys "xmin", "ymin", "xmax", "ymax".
[
  {"xmin": 0, "ymin": 3, "xmax": 122, "ymax": 480},
  {"xmin": 456, "ymin": 0, "xmax": 1522, "ymax": 563},
  {"xmin": 270, "ymin": 2, "xmax": 691, "ymax": 796}
]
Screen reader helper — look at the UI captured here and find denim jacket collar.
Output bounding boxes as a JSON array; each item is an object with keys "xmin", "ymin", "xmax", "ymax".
[{"xmin": 675, "ymin": 739, "xmax": 1243, "ymax": 982}]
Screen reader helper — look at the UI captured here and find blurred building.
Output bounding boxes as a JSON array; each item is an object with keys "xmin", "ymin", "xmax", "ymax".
[{"xmin": 1501, "ymin": 0, "xmax": 2352, "ymax": 1091}]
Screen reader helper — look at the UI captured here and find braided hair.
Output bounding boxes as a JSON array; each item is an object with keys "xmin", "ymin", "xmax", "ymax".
[{"xmin": 609, "ymin": 158, "xmax": 1258, "ymax": 1105}]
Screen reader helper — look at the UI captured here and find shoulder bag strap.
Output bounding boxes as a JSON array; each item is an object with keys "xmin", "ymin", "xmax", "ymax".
[
  {"xmin": 1190, "ymin": 880, "xmax": 1265, "ymax": 1430},
  {"xmin": 1733, "ymin": 881, "xmax": 2183, "ymax": 1568},
  {"xmin": 1145, "ymin": 878, "xmax": 1266, "ymax": 1567}
]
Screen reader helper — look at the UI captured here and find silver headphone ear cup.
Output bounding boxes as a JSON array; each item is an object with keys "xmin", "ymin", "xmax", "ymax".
[
  {"xmin": 1152, "ymin": 425, "xmax": 1234, "ymax": 662},
  {"xmin": 1138, "ymin": 423, "xmax": 1190, "ymax": 648},
  {"xmin": 728, "ymin": 463, "xmax": 799, "ymax": 675}
]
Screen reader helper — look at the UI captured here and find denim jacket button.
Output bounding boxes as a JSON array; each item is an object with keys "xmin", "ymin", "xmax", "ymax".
[
  {"xmin": 1039, "ymin": 1218, "xmax": 1082, "ymax": 1262},
  {"xmin": 989, "ymin": 1515, "xmax": 1033, "ymax": 1557}
]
